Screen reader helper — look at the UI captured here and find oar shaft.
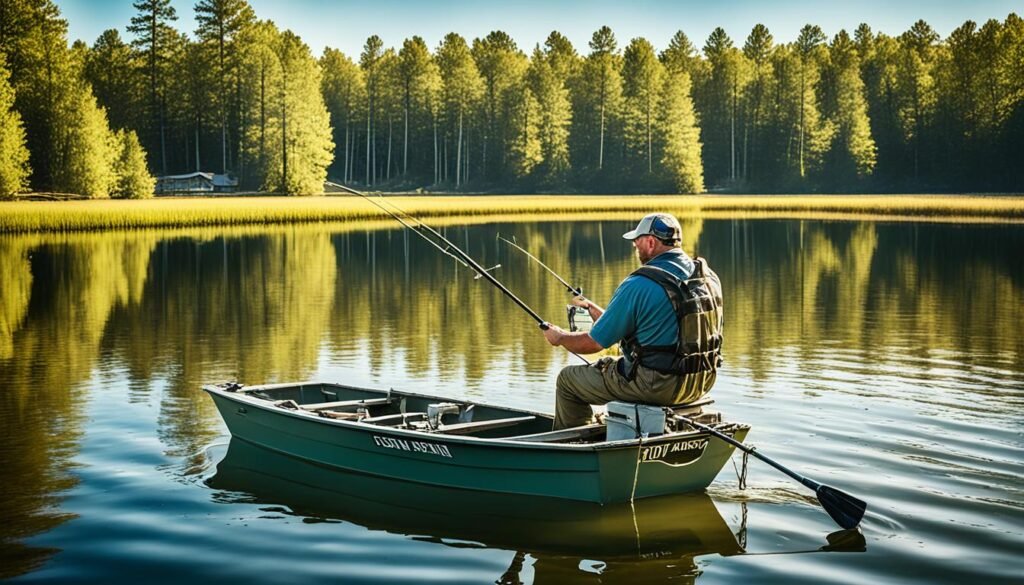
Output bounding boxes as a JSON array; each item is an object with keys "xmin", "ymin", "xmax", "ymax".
[{"xmin": 680, "ymin": 416, "xmax": 816, "ymax": 489}]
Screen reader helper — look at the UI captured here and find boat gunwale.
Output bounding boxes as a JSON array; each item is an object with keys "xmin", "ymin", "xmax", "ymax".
[{"xmin": 203, "ymin": 382, "xmax": 751, "ymax": 452}]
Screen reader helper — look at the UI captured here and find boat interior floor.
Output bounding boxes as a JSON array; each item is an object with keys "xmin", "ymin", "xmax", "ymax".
[{"xmin": 231, "ymin": 383, "xmax": 724, "ymax": 443}]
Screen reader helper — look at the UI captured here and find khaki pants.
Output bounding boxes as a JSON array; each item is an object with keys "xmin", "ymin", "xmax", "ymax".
[{"xmin": 553, "ymin": 357, "xmax": 716, "ymax": 430}]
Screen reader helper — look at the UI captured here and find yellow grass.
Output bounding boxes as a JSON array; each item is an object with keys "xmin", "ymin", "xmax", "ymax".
[{"xmin": 1, "ymin": 194, "xmax": 1022, "ymax": 233}]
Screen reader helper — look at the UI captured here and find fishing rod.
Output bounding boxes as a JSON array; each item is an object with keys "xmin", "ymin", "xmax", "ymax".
[
  {"xmin": 326, "ymin": 181, "xmax": 469, "ymax": 268},
  {"xmin": 499, "ymin": 229, "xmax": 867, "ymax": 529},
  {"xmin": 328, "ymin": 182, "xmax": 589, "ymax": 364},
  {"xmin": 498, "ymin": 236, "xmax": 581, "ymax": 296}
]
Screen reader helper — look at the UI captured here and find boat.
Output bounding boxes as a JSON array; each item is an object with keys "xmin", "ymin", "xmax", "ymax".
[{"xmin": 204, "ymin": 381, "xmax": 750, "ymax": 504}]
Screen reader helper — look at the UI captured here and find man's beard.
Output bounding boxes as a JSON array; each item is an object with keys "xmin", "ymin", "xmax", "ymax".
[{"xmin": 636, "ymin": 248, "xmax": 651, "ymax": 264}]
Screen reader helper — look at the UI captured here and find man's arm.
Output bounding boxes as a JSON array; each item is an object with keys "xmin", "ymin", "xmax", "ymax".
[{"xmin": 542, "ymin": 325, "xmax": 605, "ymax": 354}]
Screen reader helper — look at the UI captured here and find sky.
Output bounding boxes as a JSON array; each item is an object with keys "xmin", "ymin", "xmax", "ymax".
[{"xmin": 56, "ymin": 0, "xmax": 1020, "ymax": 57}]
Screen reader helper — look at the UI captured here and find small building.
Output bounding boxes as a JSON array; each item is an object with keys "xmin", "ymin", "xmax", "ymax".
[{"xmin": 156, "ymin": 172, "xmax": 238, "ymax": 195}]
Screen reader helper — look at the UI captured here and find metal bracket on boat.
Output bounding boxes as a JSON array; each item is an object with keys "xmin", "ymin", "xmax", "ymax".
[
  {"xmin": 426, "ymin": 403, "xmax": 474, "ymax": 430},
  {"xmin": 427, "ymin": 403, "xmax": 461, "ymax": 430},
  {"xmin": 223, "ymin": 381, "xmax": 244, "ymax": 392}
]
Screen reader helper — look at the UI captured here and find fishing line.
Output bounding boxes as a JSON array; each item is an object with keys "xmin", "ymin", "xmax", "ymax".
[
  {"xmin": 498, "ymin": 236, "xmax": 581, "ymax": 295},
  {"xmin": 330, "ymin": 182, "xmax": 591, "ymax": 365}
]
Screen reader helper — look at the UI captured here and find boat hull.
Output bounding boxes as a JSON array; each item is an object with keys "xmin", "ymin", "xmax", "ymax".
[{"xmin": 206, "ymin": 384, "xmax": 748, "ymax": 504}]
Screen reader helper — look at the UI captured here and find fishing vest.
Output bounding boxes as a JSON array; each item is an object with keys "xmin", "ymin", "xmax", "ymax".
[{"xmin": 621, "ymin": 257, "xmax": 724, "ymax": 380}]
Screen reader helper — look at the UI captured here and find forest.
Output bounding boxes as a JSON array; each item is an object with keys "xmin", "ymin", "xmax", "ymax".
[{"xmin": 0, "ymin": 0, "xmax": 1021, "ymax": 199}]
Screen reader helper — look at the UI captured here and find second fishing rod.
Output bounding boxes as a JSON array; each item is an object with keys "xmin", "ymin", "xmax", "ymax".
[{"xmin": 329, "ymin": 182, "xmax": 590, "ymax": 364}]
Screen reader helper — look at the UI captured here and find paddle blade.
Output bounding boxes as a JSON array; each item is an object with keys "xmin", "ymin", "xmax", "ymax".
[{"xmin": 816, "ymin": 485, "xmax": 867, "ymax": 530}]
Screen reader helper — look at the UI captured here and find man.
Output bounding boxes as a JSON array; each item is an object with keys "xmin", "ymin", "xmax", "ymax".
[{"xmin": 541, "ymin": 213, "xmax": 724, "ymax": 430}]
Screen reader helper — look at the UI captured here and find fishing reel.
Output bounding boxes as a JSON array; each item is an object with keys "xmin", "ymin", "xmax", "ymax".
[{"xmin": 566, "ymin": 290, "xmax": 592, "ymax": 332}]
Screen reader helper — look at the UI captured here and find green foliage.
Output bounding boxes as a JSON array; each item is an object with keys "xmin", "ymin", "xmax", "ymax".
[
  {"xmin": 320, "ymin": 47, "xmax": 365, "ymax": 181},
  {"xmin": 127, "ymin": 0, "xmax": 178, "ymax": 174},
  {"xmin": 56, "ymin": 83, "xmax": 117, "ymax": 199},
  {"xmin": 622, "ymin": 38, "xmax": 664, "ymax": 175},
  {"xmin": 506, "ymin": 76, "xmax": 542, "ymax": 179},
  {"xmin": 4, "ymin": 1, "xmax": 1024, "ymax": 195},
  {"xmin": 436, "ymin": 33, "xmax": 484, "ymax": 187},
  {"xmin": 112, "ymin": 129, "xmax": 155, "ymax": 198},
  {"xmin": 194, "ymin": 0, "xmax": 256, "ymax": 173},
  {"xmin": 472, "ymin": 31, "xmax": 528, "ymax": 182},
  {"xmin": 262, "ymin": 31, "xmax": 334, "ymax": 195},
  {"xmin": 84, "ymin": 29, "xmax": 139, "ymax": 132},
  {"xmin": 658, "ymin": 70, "xmax": 704, "ymax": 192},
  {"xmin": 0, "ymin": 59, "xmax": 31, "ymax": 198},
  {"xmin": 824, "ymin": 31, "xmax": 877, "ymax": 182},
  {"xmin": 573, "ymin": 26, "xmax": 623, "ymax": 176},
  {"xmin": 528, "ymin": 46, "xmax": 572, "ymax": 184}
]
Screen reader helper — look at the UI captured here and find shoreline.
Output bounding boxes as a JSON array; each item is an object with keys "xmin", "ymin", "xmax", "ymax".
[{"xmin": 2, "ymin": 194, "xmax": 1023, "ymax": 234}]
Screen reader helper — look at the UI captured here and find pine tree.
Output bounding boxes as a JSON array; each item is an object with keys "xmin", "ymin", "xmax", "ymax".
[
  {"xmin": 320, "ymin": 47, "xmax": 364, "ymax": 183},
  {"xmin": 4, "ymin": 0, "xmax": 72, "ymax": 191},
  {"xmin": 128, "ymin": 0, "xmax": 178, "ymax": 175},
  {"xmin": 398, "ymin": 36, "xmax": 434, "ymax": 179},
  {"xmin": 622, "ymin": 37, "xmax": 664, "ymax": 179},
  {"xmin": 507, "ymin": 75, "xmax": 541, "ymax": 180},
  {"xmin": 194, "ymin": 0, "xmax": 256, "ymax": 175},
  {"xmin": 742, "ymin": 24, "xmax": 774, "ymax": 181},
  {"xmin": 471, "ymin": 31, "xmax": 526, "ymax": 182},
  {"xmin": 661, "ymin": 30, "xmax": 700, "ymax": 76},
  {"xmin": 359, "ymin": 35, "xmax": 384, "ymax": 185},
  {"xmin": 84, "ymin": 29, "xmax": 138, "ymax": 132},
  {"xmin": 576, "ymin": 26, "xmax": 623, "ymax": 175},
  {"xmin": 112, "ymin": 129, "xmax": 155, "ymax": 198},
  {"xmin": 436, "ymin": 33, "xmax": 483, "ymax": 188},
  {"xmin": 658, "ymin": 70, "xmax": 704, "ymax": 192},
  {"xmin": 0, "ymin": 58, "xmax": 30, "ymax": 198},
  {"xmin": 238, "ymin": 21, "xmax": 282, "ymax": 186},
  {"xmin": 528, "ymin": 45, "xmax": 571, "ymax": 185},
  {"xmin": 56, "ymin": 82, "xmax": 117, "ymax": 198},
  {"xmin": 700, "ymin": 28, "xmax": 751, "ymax": 186},
  {"xmin": 795, "ymin": 24, "xmax": 831, "ymax": 180},
  {"xmin": 822, "ymin": 30, "xmax": 877, "ymax": 184},
  {"xmin": 264, "ymin": 30, "xmax": 334, "ymax": 195}
]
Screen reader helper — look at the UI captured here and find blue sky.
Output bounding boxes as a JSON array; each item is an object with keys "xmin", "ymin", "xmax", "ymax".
[{"xmin": 57, "ymin": 0, "xmax": 1020, "ymax": 57}]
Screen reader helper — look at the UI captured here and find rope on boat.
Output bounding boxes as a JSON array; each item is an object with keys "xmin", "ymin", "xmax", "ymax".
[
  {"xmin": 629, "ymin": 404, "xmax": 644, "ymax": 556},
  {"xmin": 731, "ymin": 447, "xmax": 750, "ymax": 490}
]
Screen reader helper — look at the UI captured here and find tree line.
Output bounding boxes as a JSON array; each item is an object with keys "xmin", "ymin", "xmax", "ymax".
[{"xmin": 1, "ymin": 1, "xmax": 1022, "ymax": 199}]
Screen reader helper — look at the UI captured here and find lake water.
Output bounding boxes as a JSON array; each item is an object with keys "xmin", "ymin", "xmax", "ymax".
[{"xmin": 1, "ymin": 216, "xmax": 1021, "ymax": 584}]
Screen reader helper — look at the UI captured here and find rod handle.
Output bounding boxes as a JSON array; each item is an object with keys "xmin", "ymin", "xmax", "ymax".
[{"xmin": 538, "ymin": 322, "xmax": 550, "ymax": 331}]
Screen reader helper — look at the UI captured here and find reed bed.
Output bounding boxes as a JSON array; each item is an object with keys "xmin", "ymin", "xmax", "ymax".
[{"xmin": 1, "ymin": 194, "xmax": 1022, "ymax": 233}]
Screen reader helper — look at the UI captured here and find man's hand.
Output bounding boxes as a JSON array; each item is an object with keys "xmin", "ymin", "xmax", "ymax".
[
  {"xmin": 571, "ymin": 295, "xmax": 590, "ymax": 309},
  {"xmin": 542, "ymin": 323, "xmax": 566, "ymax": 346}
]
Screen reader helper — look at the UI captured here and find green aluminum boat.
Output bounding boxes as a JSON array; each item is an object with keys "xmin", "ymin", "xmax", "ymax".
[{"xmin": 204, "ymin": 381, "xmax": 750, "ymax": 504}]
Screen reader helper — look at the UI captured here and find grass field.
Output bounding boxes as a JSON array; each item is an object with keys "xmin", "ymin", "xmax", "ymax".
[{"xmin": 2, "ymin": 194, "xmax": 1022, "ymax": 233}]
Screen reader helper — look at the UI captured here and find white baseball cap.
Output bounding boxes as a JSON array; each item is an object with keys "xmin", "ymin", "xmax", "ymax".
[{"xmin": 622, "ymin": 213, "xmax": 682, "ymax": 242}]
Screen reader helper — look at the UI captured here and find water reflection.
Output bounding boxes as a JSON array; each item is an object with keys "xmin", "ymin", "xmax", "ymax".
[
  {"xmin": 0, "ymin": 218, "xmax": 1021, "ymax": 580},
  {"xmin": 207, "ymin": 439, "xmax": 743, "ymax": 583}
]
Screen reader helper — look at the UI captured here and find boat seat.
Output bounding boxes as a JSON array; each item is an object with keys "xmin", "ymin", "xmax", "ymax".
[
  {"xmin": 319, "ymin": 410, "xmax": 364, "ymax": 420},
  {"xmin": 300, "ymin": 397, "xmax": 391, "ymax": 412},
  {"xmin": 506, "ymin": 423, "xmax": 605, "ymax": 443},
  {"xmin": 667, "ymin": 397, "xmax": 715, "ymax": 416},
  {"xmin": 436, "ymin": 415, "xmax": 535, "ymax": 435},
  {"xmin": 360, "ymin": 412, "xmax": 427, "ymax": 425}
]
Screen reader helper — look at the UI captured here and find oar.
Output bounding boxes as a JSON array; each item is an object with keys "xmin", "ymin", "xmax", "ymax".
[{"xmin": 676, "ymin": 414, "xmax": 867, "ymax": 530}]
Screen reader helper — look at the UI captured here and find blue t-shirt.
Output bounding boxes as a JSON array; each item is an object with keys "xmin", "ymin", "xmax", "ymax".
[{"xmin": 590, "ymin": 249, "xmax": 694, "ymax": 369}]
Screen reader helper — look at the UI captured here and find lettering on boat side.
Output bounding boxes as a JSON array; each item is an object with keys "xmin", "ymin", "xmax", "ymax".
[
  {"xmin": 640, "ymin": 437, "xmax": 709, "ymax": 466},
  {"xmin": 373, "ymin": 435, "xmax": 453, "ymax": 458}
]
